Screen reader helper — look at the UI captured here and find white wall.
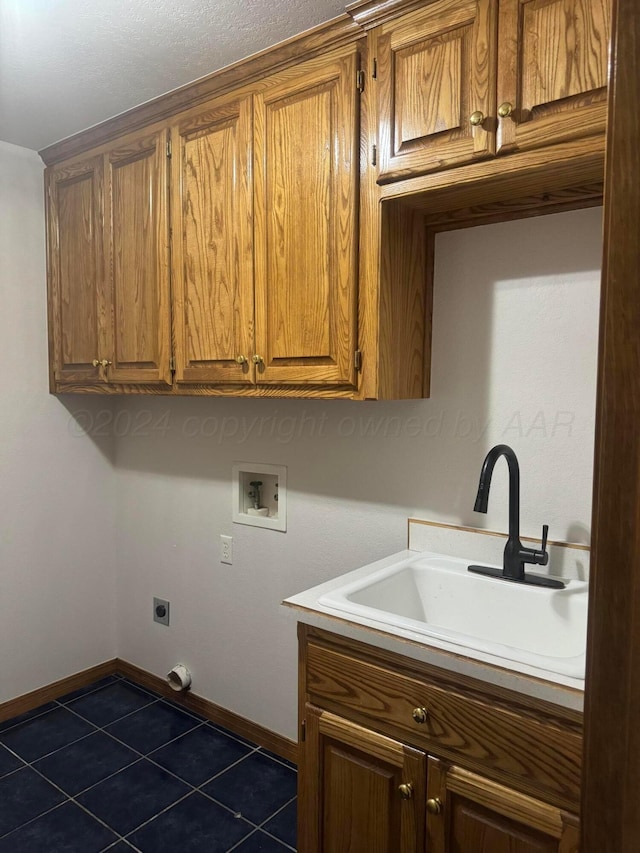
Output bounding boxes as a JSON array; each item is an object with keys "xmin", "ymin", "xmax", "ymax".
[
  {"xmin": 0, "ymin": 141, "xmax": 117, "ymax": 703},
  {"xmin": 114, "ymin": 206, "xmax": 602, "ymax": 740}
]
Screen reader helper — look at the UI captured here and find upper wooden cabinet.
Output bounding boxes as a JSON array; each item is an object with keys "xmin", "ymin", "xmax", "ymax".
[
  {"xmin": 47, "ymin": 129, "xmax": 172, "ymax": 387},
  {"xmin": 104, "ymin": 131, "xmax": 172, "ymax": 386},
  {"xmin": 47, "ymin": 155, "xmax": 106, "ymax": 385},
  {"xmin": 167, "ymin": 45, "xmax": 360, "ymax": 392},
  {"xmin": 375, "ymin": 0, "xmax": 498, "ymax": 181},
  {"xmin": 373, "ymin": 0, "xmax": 610, "ymax": 182},
  {"xmin": 496, "ymin": 0, "xmax": 610, "ymax": 155},
  {"xmin": 171, "ymin": 94, "xmax": 255, "ymax": 386},
  {"xmin": 253, "ymin": 49, "xmax": 359, "ymax": 387},
  {"xmin": 43, "ymin": 0, "xmax": 609, "ymax": 399},
  {"xmin": 47, "ymin": 45, "xmax": 362, "ymax": 396}
]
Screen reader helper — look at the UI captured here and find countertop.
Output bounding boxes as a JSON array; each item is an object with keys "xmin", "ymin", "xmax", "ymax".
[{"xmin": 283, "ymin": 547, "xmax": 585, "ymax": 713}]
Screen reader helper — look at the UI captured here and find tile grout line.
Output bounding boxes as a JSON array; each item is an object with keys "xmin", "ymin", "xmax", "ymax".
[
  {"xmin": 1, "ymin": 681, "xmax": 159, "ymax": 765},
  {"xmin": 0, "ymin": 673, "xmax": 125, "ymax": 736},
  {"xmin": 102, "ymin": 842, "xmax": 139, "ymax": 853},
  {"xmin": 258, "ymin": 794, "xmax": 298, "ymax": 828},
  {"xmin": 116, "ymin": 746, "xmax": 297, "ymax": 846},
  {"xmin": 225, "ymin": 824, "xmax": 296, "ymax": 853},
  {"xmin": 0, "ymin": 760, "xmax": 26, "ymax": 781},
  {"xmin": 224, "ymin": 793, "xmax": 298, "ymax": 853},
  {"xmin": 0, "ymin": 704, "xmax": 60, "ymax": 736},
  {"xmin": 226, "ymin": 823, "xmax": 296, "ymax": 853},
  {"xmin": 0, "ymin": 776, "xmax": 125, "ymax": 847},
  {"xmin": 119, "ymin": 788, "xmax": 199, "ymax": 845},
  {"xmin": 257, "ymin": 794, "xmax": 298, "ymax": 852},
  {"xmin": 0, "ymin": 687, "xmax": 146, "ymax": 847},
  {"xmin": 39, "ymin": 739, "xmax": 292, "ymax": 844},
  {"xmin": 2, "ymin": 746, "xmax": 295, "ymax": 850},
  {"xmin": 1, "ymin": 681, "xmax": 297, "ymax": 849},
  {"xmin": 1, "ymin": 741, "xmax": 156, "ymax": 851},
  {"xmin": 34, "ymin": 705, "xmax": 274, "ymax": 835},
  {"xmin": 64, "ymin": 699, "xmax": 258, "ymax": 778},
  {"xmin": 0, "ymin": 691, "xmax": 186, "ymax": 844},
  {"xmin": 256, "ymin": 749, "xmax": 298, "ymax": 772},
  {"xmin": 4, "ymin": 679, "xmax": 282, "ymax": 760},
  {"xmin": 113, "ymin": 676, "xmax": 288, "ymax": 752},
  {"xmin": 60, "ymin": 698, "xmax": 268, "ymax": 797}
]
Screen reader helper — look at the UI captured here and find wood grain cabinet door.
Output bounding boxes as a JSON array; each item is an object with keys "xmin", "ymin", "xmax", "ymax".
[
  {"xmin": 104, "ymin": 130, "xmax": 172, "ymax": 385},
  {"xmin": 496, "ymin": 0, "xmax": 611, "ymax": 154},
  {"xmin": 171, "ymin": 95, "xmax": 255, "ymax": 385},
  {"xmin": 426, "ymin": 757, "xmax": 580, "ymax": 853},
  {"xmin": 253, "ymin": 46, "xmax": 359, "ymax": 387},
  {"xmin": 46, "ymin": 155, "xmax": 106, "ymax": 385},
  {"xmin": 375, "ymin": 0, "xmax": 498, "ymax": 182},
  {"xmin": 300, "ymin": 706, "xmax": 426, "ymax": 853}
]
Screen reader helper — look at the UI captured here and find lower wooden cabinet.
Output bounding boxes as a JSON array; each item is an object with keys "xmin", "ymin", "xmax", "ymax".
[
  {"xmin": 301, "ymin": 706, "xmax": 426, "ymax": 853},
  {"xmin": 298, "ymin": 625, "xmax": 582, "ymax": 853},
  {"xmin": 426, "ymin": 757, "xmax": 579, "ymax": 853}
]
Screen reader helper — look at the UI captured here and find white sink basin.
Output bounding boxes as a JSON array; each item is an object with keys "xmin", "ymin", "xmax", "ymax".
[{"xmin": 318, "ymin": 553, "xmax": 588, "ymax": 679}]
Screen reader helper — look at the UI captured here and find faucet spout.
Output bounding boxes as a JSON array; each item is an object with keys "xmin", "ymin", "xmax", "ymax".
[
  {"xmin": 468, "ymin": 444, "xmax": 564, "ymax": 589},
  {"xmin": 473, "ymin": 444, "xmax": 520, "ymax": 546}
]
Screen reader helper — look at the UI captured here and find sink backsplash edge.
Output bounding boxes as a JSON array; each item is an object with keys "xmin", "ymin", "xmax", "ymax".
[{"xmin": 408, "ymin": 519, "xmax": 590, "ymax": 583}]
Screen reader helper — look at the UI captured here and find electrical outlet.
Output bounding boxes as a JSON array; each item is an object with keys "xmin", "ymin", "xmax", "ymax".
[
  {"xmin": 153, "ymin": 597, "xmax": 170, "ymax": 626},
  {"xmin": 220, "ymin": 534, "xmax": 233, "ymax": 565}
]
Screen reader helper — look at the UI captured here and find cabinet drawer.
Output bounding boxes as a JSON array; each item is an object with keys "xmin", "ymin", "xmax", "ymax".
[{"xmin": 305, "ymin": 640, "xmax": 581, "ymax": 810}]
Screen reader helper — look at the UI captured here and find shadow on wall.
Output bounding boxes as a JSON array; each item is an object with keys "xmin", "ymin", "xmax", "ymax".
[
  {"xmin": 57, "ymin": 394, "xmax": 118, "ymax": 465},
  {"xmin": 58, "ymin": 207, "xmax": 603, "ymax": 543}
]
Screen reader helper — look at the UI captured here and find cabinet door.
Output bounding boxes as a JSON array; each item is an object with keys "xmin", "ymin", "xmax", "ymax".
[
  {"xmin": 172, "ymin": 95, "xmax": 255, "ymax": 384},
  {"xmin": 496, "ymin": 0, "xmax": 611, "ymax": 153},
  {"xmin": 426, "ymin": 757, "xmax": 580, "ymax": 853},
  {"xmin": 376, "ymin": 0, "xmax": 497, "ymax": 182},
  {"xmin": 254, "ymin": 46, "xmax": 359, "ymax": 387},
  {"xmin": 300, "ymin": 706, "xmax": 426, "ymax": 853},
  {"xmin": 46, "ymin": 155, "xmax": 106, "ymax": 385},
  {"xmin": 104, "ymin": 130, "xmax": 172, "ymax": 385}
]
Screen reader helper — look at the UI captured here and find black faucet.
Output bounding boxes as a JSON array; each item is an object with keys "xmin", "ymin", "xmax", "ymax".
[{"xmin": 467, "ymin": 444, "xmax": 565, "ymax": 589}]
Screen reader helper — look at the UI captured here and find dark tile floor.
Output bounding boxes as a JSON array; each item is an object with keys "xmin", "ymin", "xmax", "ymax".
[{"xmin": 0, "ymin": 675, "xmax": 297, "ymax": 852}]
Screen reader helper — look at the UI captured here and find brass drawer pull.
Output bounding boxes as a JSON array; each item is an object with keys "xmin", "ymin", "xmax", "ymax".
[
  {"xmin": 498, "ymin": 102, "xmax": 514, "ymax": 118},
  {"xmin": 92, "ymin": 359, "xmax": 100, "ymax": 367},
  {"xmin": 412, "ymin": 707, "xmax": 429, "ymax": 724},
  {"xmin": 252, "ymin": 354, "xmax": 264, "ymax": 365},
  {"xmin": 427, "ymin": 797, "xmax": 442, "ymax": 815},
  {"xmin": 469, "ymin": 110, "xmax": 485, "ymax": 127},
  {"xmin": 398, "ymin": 783, "xmax": 413, "ymax": 800},
  {"xmin": 100, "ymin": 359, "xmax": 112, "ymax": 368},
  {"xmin": 235, "ymin": 355, "xmax": 247, "ymax": 364}
]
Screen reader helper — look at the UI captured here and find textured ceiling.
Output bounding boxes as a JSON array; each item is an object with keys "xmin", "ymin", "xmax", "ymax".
[{"xmin": 0, "ymin": 0, "xmax": 347, "ymax": 151}]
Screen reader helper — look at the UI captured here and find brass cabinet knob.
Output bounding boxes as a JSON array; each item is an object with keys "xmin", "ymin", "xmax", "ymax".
[
  {"xmin": 469, "ymin": 110, "xmax": 485, "ymax": 127},
  {"xmin": 92, "ymin": 359, "xmax": 100, "ymax": 367},
  {"xmin": 427, "ymin": 797, "xmax": 443, "ymax": 816},
  {"xmin": 235, "ymin": 355, "xmax": 247, "ymax": 364},
  {"xmin": 412, "ymin": 707, "xmax": 429, "ymax": 724},
  {"xmin": 398, "ymin": 783, "xmax": 414, "ymax": 800},
  {"xmin": 100, "ymin": 359, "xmax": 112, "ymax": 368},
  {"xmin": 498, "ymin": 102, "xmax": 514, "ymax": 118},
  {"xmin": 252, "ymin": 354, "xmax": 264, "ymax": 365}
]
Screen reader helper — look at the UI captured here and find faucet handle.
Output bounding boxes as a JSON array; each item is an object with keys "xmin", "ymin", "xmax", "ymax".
[{"xmin": 536, "ymin": 524, "xmax": 549, "ymax": 565}]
